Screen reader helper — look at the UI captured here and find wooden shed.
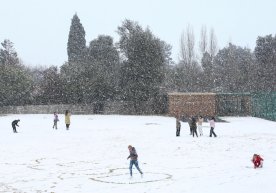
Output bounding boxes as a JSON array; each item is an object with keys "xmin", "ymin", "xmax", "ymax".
[{"xmin": 168, "ymin": 92, "xmax": 216, "ymax": 117}]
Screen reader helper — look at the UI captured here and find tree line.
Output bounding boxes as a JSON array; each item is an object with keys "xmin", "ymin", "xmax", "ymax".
[{"xmin": 0, "ymin": 14, "xmax": 275, "ymax": 111}]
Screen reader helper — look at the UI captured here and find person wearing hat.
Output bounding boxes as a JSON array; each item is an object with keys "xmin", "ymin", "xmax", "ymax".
[
  {"xmin": 127, "ymin": 145, "xmax": 143, "ymax": 178},
  {"xmin": 12, "ymin": 119, "xmax": 20, "ymax": 133}
]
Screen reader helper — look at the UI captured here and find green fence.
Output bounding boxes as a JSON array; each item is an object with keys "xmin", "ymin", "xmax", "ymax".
[{"xmin": 251, "ymin": 92, "xmax": 276, "ymax": 121}]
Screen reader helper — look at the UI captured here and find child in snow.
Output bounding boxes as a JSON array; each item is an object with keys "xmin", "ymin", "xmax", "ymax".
[
  {"xmin": 53, "ymin": 112, "xmax": 59, "ymax": 129},
  {"xmin": 187, "ymin": 117, "xmax": 193, "ymax": 135},
  {"xmin": 197, "ymin": 115, "xmax": 204, "ymax": 136},
  {"xmin": 127, "ymin": 145, "xmax": 143, "ymax": 178},
  {"xmin": 11, "ymin": 119, "xmax": 20, "ymax": 133},
  {"xmin": 251, "ymin": 154, "xmax": 263, "ymax": 169},
  {"xmin": 208, "ymin": 117, "xmax": 217, "ymax": 137},
  {"xmin": 176, "ymin": 117, "xmax": 181, "ymax": 136},
  {"xmin": 65, "ymin": 110, "xmax": 71, "ymax": 130},
  {"xmin": 190, "ymin": 117, "xmax": 198, "ymax": 137}
]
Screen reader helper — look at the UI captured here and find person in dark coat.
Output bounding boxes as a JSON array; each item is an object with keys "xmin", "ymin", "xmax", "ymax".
[
  {"xmin": 127, "ymin": 145, "xmax": 143, "ymax": 178},
  {"xmin": 176, "ymin": 117, "xmax": 181, "ymax": 136},
  {"xmin": 12, "ymin": 119, "xmax": 20, "ymax": 133},
  {"xmin": 188, "ymin": 117, "xmax": 192, "ymax": 135},
  {"xmin": 190, "ymin": 117, "xmax": 198, "ymax": 137}
]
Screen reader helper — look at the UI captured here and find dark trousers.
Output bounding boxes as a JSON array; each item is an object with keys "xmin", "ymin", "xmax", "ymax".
[
  {"xmin": 176, "ymin": 126, "xmax": 181, "ymax": 136},
  {"xmin": 192, "ymin": 128, "xmax": 198, "ymax": 137},
  {"xmin": 210, "ymin": 127, "xmax": 217, "ymax": 137},
  {"xmin": 53, "ymin": 120, "xmax": 58, "ymax": 129},
  {"xmin": 129, "ymin": 160, "xmax": 143, "ymax": 176},
  {"xmin": 66, "ymin": 124, "xmax": 70, "ymax": 130},
  {"xmin": 12, "ymin": 125, "xmax": 17, "ymax": 133}
]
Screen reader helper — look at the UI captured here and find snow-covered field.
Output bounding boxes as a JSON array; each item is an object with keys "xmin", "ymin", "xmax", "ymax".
[{"xmin": 0, "ymin": 114, "xmax": 276, "ymax": 193}]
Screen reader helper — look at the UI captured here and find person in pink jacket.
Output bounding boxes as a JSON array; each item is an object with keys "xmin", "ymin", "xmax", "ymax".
[{"xmin": 208, "ymin": 117, "xmax": 217, "ymax": 137}]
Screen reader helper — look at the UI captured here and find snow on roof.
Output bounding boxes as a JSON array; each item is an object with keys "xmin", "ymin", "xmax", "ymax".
[{"xmin": 168, "ymin": 92, "xmax": 216, "ymax": 96}]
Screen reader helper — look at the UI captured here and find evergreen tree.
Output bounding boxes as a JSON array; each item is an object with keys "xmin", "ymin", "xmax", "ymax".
[
  {"xmin": 0, "ymin": 39, "xmax": 33, "ymax": 106},
  {"xmin": 35, "ymin": 66, "xmax": 63, "ymax": 104},
  {"xmin": 117, "ymin": 20, "xmax": 171, "ymax": 113},
  {"xmin": 213, "ymin": 43, "xmax": 255, "ymax": 92},
  {"xmin": 254, "ymin": 35, "xmax": 276, "ymax": 92},
  {"xmin": 60, "ymin": 61, "xmax": 85, "ymax": 104},
  {"xmin": 63, "ymin": 14, "xmax": 87, "ymax": 104},
  {"xmin": 85, "ymin": 35, "xmax": 120, "ymax": 103},
  {"xmin": 67, "ymin": 14, "xmax": 86, "ymax": 63},
  {"xmin": 0, "ymin": 39, "xmax": 19, "ymax": 66}
]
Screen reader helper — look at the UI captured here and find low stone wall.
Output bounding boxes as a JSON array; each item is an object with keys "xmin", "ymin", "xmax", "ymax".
[
  {"xmin": 0, "ymin": 104, "xmax": 93, "ymax": 115},
  {"xmin": 0, "ymin": 93, "xmax": 253, "ymax": 117},
  {"xmin": 0, "ymin": 101, "xmax": 157, "ymax": 115}
]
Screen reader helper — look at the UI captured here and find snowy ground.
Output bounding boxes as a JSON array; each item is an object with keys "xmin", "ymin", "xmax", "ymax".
[{"xmin": 0, "ymin": 114, "xmax": 276, "ymax": 193}]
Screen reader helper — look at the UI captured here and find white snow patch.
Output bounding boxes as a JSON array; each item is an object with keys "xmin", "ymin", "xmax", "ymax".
[{"xmin": 0, "ymin": 114, "xmax": 275, "ymax": 193}]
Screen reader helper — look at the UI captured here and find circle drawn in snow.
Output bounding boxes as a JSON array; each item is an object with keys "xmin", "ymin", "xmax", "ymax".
[
  {"xmin": 90, "ymin": 168, "xmax": 172, "ymax": 184},
  {"xmin": 145, "ymin": 123, "xmax": 160, "ymax": 125}
]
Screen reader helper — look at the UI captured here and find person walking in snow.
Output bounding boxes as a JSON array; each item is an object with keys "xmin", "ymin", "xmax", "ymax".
[
  {"xmin": 251, "ymin": 154, "xmax": 263, "ymax": 169},
  {"xmin": 197, "ymin": 115, "xmax": 204, "ymax": 136},
  {"xmin": 53, "ymin": 112, "xmax": 59, "ymax": 129},
  {"xmin": 12, "ymin": 119, "xmax": 20, "ymax": 133},
  {"xmin": 65, "ymin": 110, "xmax": 71, "ymax": 130},
  {"xmin": 176, "ymin": 117, "xmax": 181, "ymax": 136},
  {"xmin": 127, "ymin": 145, "xmax": 143, "ymax": 178},
  {"xmin": 190, "ymin": 117, "xmax": 198, "ymax": 137},
  {"xmin": 208, "ymin": 117, "xmax": 217, "ymax": 137},
  {"xmin": 187, "ymin": 117, "xmax": 193, "ymax": 135}
]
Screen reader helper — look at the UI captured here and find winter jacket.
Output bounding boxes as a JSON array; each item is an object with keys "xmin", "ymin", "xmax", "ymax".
[
  {"xmin": 65, "ymin": 113, "xmax": 71, "ymax": 124},
  {"xmin": 128, "ymin": 147, "xmax": 138, "ymax": 160},
  {"xmin": 12, "ymin": 120, "xmax": 20, "ymax": 126},
  {"xmin": 176, "ymin": 119, "xmax": 181, "ymax": 129},
  {"xmin": 54, "ymin": 114, "xmax": 59, "ymax": 121},
  {"xmin": 208, "ymin": 119, "xmax": 215, "ymax": 128},
  {"xmin": 198, "ymin": 118, "xmax": 204, "ymax": 126},
  {"xmin": 252, "ymin": 155, "xmax": 263, "ymax": 165},
  {"xmin": 190, "ymin": 118, "xmax": 197, "ymax": 130}
]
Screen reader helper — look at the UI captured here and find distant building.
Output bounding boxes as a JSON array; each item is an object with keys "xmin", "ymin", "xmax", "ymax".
[{"xmin": 168, "ymin": 92, "xmax": 251, "ymax": 117}]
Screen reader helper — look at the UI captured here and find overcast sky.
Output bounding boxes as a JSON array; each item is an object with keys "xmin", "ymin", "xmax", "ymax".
[{"xmin": 1, "ymin": 0, "xmax": 275, "ymax": 67}]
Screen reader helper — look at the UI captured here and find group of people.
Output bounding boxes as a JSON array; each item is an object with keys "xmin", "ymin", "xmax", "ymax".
[
  {"xmin": 176, "ymin": 115, "xmax": 217, "ymax": 138},
  {"xmin": 12, "ymin": 110, "xmax": 71, "ymax": 133},
  {"xmin": 11, "ymin": 112, "xmax": 264, "ymax": 179},
  {"xmin": 52, "ymin": 110, "xmax": 71, "ymax": 130}
]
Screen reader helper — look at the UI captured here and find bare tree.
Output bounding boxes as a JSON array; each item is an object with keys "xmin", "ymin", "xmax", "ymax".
[
  {"xmin": 177, "ymin": 25, "xmax": 203, "ymax": 92},
  {"xmin": 179, "ymin": 24, "xmax": 195, "ymax": 66},
  {"xmin": 199, "ymin": 25, "xmax": 208, "ymax": 55},
  {"xmin": 209, "ymin": 28, "xmax": 218, "ymax": 58}
]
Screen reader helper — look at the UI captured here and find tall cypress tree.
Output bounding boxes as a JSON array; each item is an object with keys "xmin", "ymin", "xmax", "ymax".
[{"xmin": 67, "ymin": 14, "xmax": 86, "ymax": 63}]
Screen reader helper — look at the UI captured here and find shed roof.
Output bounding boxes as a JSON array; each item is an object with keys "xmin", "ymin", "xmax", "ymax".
[{"xmin": 168, "ymin": 92, "xmax": 216, "ymax": 96}]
